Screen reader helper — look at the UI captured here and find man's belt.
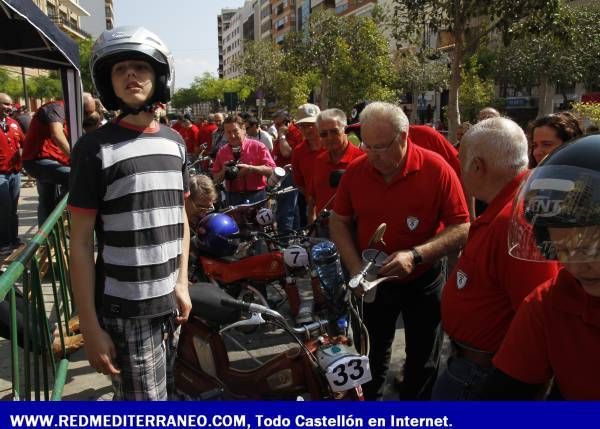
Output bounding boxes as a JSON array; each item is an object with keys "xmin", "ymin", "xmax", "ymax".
[{"xmin": 451, "ymin": 340, "xmax": 494, "ymax": 369}]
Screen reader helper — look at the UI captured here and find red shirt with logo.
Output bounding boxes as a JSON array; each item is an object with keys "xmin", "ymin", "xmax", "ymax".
[
  {"xmin": 22, "ymin": 101, "xmax": 69, "ymax": 165},
  {"xmin": 0, "ymin": 117, "xmax": 25, "ymax": 172},
  {"xmin": 409, "ymin": 125, "xmax": 460, "ymax": 178},
  {"xmin": 442, "ymin": 171, "xmax": 559, "ymax": 352},
  {"xmin": 493, "ymin": 269, "xmax": 600, "ymax": 399},
  {"xmin": 272, "ymin": 122, "xmax": 303, "ymax": 168},
  {"xmin": 333, "ymin": 141, "xmax": 469, "ymax": 283},
  {"xmin": 307, "ymin": 143, "xmax": 364, "ymax": 213},
  {"xmin": 212, "ymin": 138, "xmax": 276, "ymax": 193}
]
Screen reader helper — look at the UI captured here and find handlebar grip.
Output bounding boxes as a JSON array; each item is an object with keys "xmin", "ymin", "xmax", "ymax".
[{"xmin": 220, "ymin": 297, "xmax": 251, "ymax": 312}]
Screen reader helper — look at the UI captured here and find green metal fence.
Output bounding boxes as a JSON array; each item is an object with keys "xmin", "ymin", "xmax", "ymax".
[{"xmin": 0, "ymin": 195, "xmax": 74, "ymax": 400}]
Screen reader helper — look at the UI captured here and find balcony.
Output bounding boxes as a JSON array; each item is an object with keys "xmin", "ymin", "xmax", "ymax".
[
  {"xmin": 56, "ymin": 0, "xmax": 90, "ymax": 16},
  {"xmin": 49, "ymin": 15, "xmax": 91, "ymax": 40}
]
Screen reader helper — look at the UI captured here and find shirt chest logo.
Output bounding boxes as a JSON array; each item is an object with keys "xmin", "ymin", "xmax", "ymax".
[
  {"xmin": 456, "ymin": 270, "xmax": 468, "ymax": 289},
  {"xmin": 406, "ymin": 216, "xmax": 420, "ymax": 231}
]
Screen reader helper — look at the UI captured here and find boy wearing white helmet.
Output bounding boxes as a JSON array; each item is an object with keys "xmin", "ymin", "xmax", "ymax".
[{"xmin": 68, "ymin": 26, "xmax": 191, "ymax": 400}]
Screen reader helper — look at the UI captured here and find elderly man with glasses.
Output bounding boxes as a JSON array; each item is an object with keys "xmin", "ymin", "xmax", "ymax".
[
  {"xmin": 306, "ymin": 108, "xmax": 363, "ymax": 228},
  {"xmin": 330, "ymin": 102, "xmax": 470, "ymax": 400}
]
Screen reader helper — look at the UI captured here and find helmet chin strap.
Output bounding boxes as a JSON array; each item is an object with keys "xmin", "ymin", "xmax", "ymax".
[{"xmin": 114, "ymin": 99, "xmax": 156, "ymax": 124}]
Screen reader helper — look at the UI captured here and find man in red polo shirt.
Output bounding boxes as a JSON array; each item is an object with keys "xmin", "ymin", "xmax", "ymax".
[
  {"xmin": 307, "ymin": 108, "xmax": 363, "ymax": 225},
  {"xmin": 433, "ymin": 117, "xmax": 559, "ymax": 399},
  {"xmin": 178, "ymin": 113, "xmax": 200, "ymax": 156},
  {"xmin": 212, "ymin": 114, "xmax": 275, "ymax": 206},
  {"xmin": 330, "ymin": 101, "xmax": 470, "ymax": 400},
  {"xmin": 481, "ymin": 134, "xmax": 600, "ymax": 400},
  {"xmin": 291, "ymin": 107, "xmax": 324, "ymax": 228},
  {"xmin": 198, "ymin": 113, "xmax": 218, "ymax": 152},
  {"xmin": 0, "ymin": 93, "xmax": 25, "ymax": 255}
]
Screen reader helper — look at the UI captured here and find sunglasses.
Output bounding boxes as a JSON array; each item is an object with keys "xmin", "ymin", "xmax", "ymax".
[{"xmin": 360, "ymin": 133, "xmax": 399, "ymax": 153}]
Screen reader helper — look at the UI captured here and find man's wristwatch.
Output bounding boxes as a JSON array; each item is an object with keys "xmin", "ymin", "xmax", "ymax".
[{"xmin": 410, "ymin": 247, "xmax": 423, "ymax": 266}]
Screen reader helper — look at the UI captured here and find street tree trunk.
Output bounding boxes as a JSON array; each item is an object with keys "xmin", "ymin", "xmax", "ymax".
[
  {"xmin": 537, "ymin": 78, "xmax": 555, "ymax": 117},
  {"xmin": 447, "ymin": 21, "xmax": 464, "ymax": 145}
]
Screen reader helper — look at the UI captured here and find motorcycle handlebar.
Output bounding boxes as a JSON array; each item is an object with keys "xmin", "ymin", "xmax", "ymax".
[{"xmin": 220, "ymin": 297, "xmax": 282, "ymax": 319}]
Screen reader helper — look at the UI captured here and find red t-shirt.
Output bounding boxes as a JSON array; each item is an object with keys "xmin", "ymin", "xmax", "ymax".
[
  {"xmin": 409, "ymin": 125, "xmax": 460, "ymax": 178},
  {"xmin": 333, "ymin": 141, "xmax": 469, "ymax": 283},
  {"xmin": 442, "ymin": 171, "xmax": 559, "ymax": 352},
  {"xmin": 199, "ymin": 123, "xmax": 218, "ymax": 149},
  {"xmin": 22, "ymin": 101, "xmax": 70, "ymax": 165},
  {"xmin": 272, "ymin": 122, "xmax": 303, "ymax": 168},
  {"xmin": 179, "ymin": 124, "xmax": 200, "ymax": 154},
  {"xmin": 212, "ymin": 138, "xmax": 276, "ymax": 192},
  {"xmin": 291, "ymin": 140, "xmax": 324, "ymax": 191},
  {"xmin": 0, "ymin": 117, "xmax": 25, "ymax": 172},
  {"xmin": 493, "ymin": 269, "xmax": 600, "ymax": 399},
  {"xmin": 308, "ymin": 143, "xmax": 364, "ymax": 213}
]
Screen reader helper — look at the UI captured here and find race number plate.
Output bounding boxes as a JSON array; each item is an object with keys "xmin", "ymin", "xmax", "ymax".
[{"xmin": 324, "ymin": 355, "xmax": 371, "ymax": 392}]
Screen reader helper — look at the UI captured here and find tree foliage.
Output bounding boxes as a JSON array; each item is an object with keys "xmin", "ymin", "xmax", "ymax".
[
  {"xmin": 388, "ymin": 0, "xmax": 560, "ymax": 142},
  {"xmin": 459, "ymin": 56, "xmax": 497, "ymax": 122},
  {"xmin": 28, "ymin": 72, "xmax": 62, "ymax": 100},
  {"xmin": 0, "ymin": 69, "xmax": 24, "ymax": 99},
  {"xmin": 491, "ymin": 3, "xmax": 600, "ymax": 107},
  {"xmin": 78, "ymin": 38, "xmax": 95, "ymax": 93},
  {"xmin": 171, "ymin": 72, "xmax": 252, "ymax": 109},
  {"xmin": 571, "ymin": 102, "xmax": 600, "ymax": 127}
]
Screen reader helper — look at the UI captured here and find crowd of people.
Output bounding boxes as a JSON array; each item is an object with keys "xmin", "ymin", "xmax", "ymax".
[{"xmin": 1, "ymin": 24, "xmax": 599, "ymax": 401}]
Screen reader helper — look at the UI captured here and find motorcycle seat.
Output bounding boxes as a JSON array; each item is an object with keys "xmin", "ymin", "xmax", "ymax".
[{"xmin": 189, "ymin": 282, "xmax": 241, "ymax": 325}]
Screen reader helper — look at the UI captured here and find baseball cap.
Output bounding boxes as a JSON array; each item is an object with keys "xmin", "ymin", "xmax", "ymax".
[{"xmin": 295, "ymin": 103, "xmax": 320, "ymax": 124}]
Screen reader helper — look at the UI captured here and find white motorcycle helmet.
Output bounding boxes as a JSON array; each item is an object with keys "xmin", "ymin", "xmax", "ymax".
[{"xmin": 90, "ymin": 26, "xmax": 175, "ymax": 111}]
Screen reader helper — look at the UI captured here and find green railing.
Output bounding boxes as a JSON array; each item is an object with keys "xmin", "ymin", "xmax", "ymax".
[{"xmin": 0, "ymin": 195, "xmax": 74, "ymax": 400}]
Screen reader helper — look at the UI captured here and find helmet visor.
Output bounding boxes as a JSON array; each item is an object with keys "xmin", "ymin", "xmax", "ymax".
[{"xmin": 509, "ymin": 165, "xmax": 600, "ymax": 263}]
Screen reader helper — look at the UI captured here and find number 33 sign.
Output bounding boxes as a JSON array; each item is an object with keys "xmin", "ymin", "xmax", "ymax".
[{"xmin": 325, "ymin": 355, "xmax": 372, "ymax": 392}]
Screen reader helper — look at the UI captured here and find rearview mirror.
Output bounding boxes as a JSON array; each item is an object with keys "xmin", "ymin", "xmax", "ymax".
[{"xmin": 367, "ymin": 223, "xmax": 386, "ymax": 248}]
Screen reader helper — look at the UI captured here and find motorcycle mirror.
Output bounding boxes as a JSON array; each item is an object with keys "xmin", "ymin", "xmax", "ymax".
[
  {"xmin": 367, "ymin": 223, "xmax": 386, "ymax": 248},
  {"xmin": 329, "ymin": 170, "xmax": 345, "ymax": 188}
]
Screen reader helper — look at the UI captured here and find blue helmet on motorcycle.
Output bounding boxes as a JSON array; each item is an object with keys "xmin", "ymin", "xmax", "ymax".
[{"xmin": 196, "ymin": 213, "xmax": 240, "ymax": 257}]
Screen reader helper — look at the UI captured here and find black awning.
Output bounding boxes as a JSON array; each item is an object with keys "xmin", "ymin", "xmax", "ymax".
[{"xmin": 0, "ymin": 0, "xmax": 79, "ymax": 70}]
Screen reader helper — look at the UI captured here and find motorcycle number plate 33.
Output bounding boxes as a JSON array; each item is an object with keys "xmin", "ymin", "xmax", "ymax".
[{"xmin": 324, "ymin": 354, "xmax": 372, "ymax": 392}]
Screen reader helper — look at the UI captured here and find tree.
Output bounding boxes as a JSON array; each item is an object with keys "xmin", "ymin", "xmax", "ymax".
[
  {"xmin": 238, "ymin": 40, "xmax": 284, "ymax": 100},
  {"xmin": 388, "ymin": 0, "xmax": 560, "ymax": 142},
  {"xmin": 459, "ymin": 56, "xmax": 497, "ymax": 122},
  {"xmin": 571, "ymin": 102, "xmax": 600, "ymax": 128},
  {"xmin": 28, "ymin": 72, "xmax": 62, "ymax": 100},
  {"xmin": 77, "ymin": 38, "xmax": 95, "ymax": 93},
  {"xmin": 0, "ymin": 69, "xmax": 24, "ymax": 100},
  {"xmin": 171, "ymin": 73, "xmax": 252, "ymax": 111},
  {"xmin": 393, "ymin": 49, "xmax": 450, "ymax": 122}
]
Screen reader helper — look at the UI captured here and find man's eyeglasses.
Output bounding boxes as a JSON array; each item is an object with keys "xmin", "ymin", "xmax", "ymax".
[
  {"xmin": 319, "ymin": 128, "xmax": 342, "ymax": 138},
  {"xmin": 190, "ymin": 198, "xmax": 214, "ymax": 213},
  {"xmin": 360, "ymin": 133, "xmax": 399, "ymax": 153}
]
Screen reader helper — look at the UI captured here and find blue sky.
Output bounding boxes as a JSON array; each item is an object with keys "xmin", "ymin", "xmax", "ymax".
[{"xmin": 114, "ymin": 0, "xmax": 245, "ymax": 89}]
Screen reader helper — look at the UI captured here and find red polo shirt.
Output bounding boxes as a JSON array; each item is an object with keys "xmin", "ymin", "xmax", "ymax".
[
  {"xmin": 291, "ymin": 140, "xmax": 324, "ymax": 191},
  {"xmin": 212, "ymin": 138, "xmax": 275, "ymax": 193},
  {"xmin": 199, "ymin": 123, "xmax": 218, "ymax": 149},
  {"xmin": 272, "ymin": 122, "xmax": 303, "ymax": 168},
  {"xmin": 333, "ymin": 141, "xmax": 469, "ymax": 283},
  {"xmin": 22, "ymin": 101, "xmax": 69, "ymax": 165},
  {"xmin": 308, "ymin": 143, "xmax": 364, "ymax": 213},
  {"xmin": 179, "ymin": 124, "xmax": 200, "ymax": 154},
  {"xmin": 409, "ymin": 125, "xmax": 460, "ymax": 178},
  {"xmin": 0, "ymin": 117, "xmax": 24, "ymax": 173},
  {"xmin": 441, "ymin": 171, "xmax": 559, "ymax": 352},
  {"xmin": 493, "ymin": 269, "xmax": 600, "ymax": 399}
]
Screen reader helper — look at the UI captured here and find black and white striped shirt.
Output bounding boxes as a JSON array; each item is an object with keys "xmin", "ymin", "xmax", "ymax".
[{"xmin": 68, "ymin": 121, "xmax": 189, "ymax": 318}]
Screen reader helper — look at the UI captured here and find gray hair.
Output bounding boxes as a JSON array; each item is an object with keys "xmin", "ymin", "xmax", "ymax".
[
  {"xmin": 359, "ymin": 101, "xmax": 409, "ymax": 135},
  {"xmin": 316, "ymin": 108, "xmax": 347, "ymax": 129},
  {"xmin": 461, "ymin": 117, "xmax": 529, "ymax": 174}
]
